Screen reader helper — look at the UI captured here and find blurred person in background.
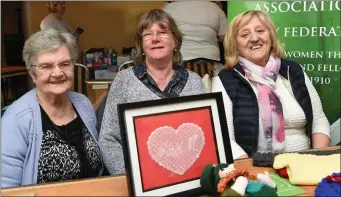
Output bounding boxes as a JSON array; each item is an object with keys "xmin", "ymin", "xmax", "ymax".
[
  {"xmin": 40, "ymin": 1, "xmax": 72, "ymax": 33},
  {"xmin": 163, "ymin": 1, "xmax": 227, "ymax": 74}
]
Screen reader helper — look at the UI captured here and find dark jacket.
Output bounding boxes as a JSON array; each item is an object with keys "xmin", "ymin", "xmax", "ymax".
[{"xmin": 218, "ymin": 59, "xmax": 313, "ymax": 156}]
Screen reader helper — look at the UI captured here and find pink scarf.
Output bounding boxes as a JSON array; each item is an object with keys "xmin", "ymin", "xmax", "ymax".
[{"xmin": 239, "ymin": 54, "xmax": 285, "ymax": 153}]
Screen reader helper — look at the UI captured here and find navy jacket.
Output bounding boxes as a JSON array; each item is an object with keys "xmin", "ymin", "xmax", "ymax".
[{"xmin": 218, "ymin": 59, "xmax": 313, "ymax": 156}]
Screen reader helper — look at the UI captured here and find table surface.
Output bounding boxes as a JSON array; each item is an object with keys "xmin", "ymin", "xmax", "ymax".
[{"xmin": 1, "ymin": 146, "xmax": 340, "ymax": 196}]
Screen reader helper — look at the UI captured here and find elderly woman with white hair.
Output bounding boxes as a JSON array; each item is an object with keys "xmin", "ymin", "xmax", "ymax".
[{"xmin": 1, "ymin": 29, "xmax": 102, "ymax": 188}]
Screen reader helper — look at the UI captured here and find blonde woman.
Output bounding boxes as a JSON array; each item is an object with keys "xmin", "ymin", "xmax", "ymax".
[{"xmin": 212, "ymin": 10, "xmax": 330, "ymax": 160}]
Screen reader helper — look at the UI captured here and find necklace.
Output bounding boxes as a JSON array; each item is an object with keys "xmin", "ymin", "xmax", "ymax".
[{"xmin": 37, "ymin": 93, "xmax": 76, "ymax": 120}]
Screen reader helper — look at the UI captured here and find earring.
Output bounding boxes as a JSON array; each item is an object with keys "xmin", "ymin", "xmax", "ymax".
[
  {"xmin": 143, "ymin": 52, "xmax": 145, "ymax": 55},
  {"xmin": 174, "ymin": 48, "xmax": 177, "ymax": 51}
]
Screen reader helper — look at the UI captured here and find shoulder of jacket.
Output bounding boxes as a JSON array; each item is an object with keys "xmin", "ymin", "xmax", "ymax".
[
  {"xmin": 69, "ymin": 91, "xmax": 88, "ymax": 101},
  {"xmin": 218, "ymin": 68, "xmax": 239, "ymax": 79},
  {"xmin": 3, "ymin": 90, "xmax": 37, "ymax": 118}
]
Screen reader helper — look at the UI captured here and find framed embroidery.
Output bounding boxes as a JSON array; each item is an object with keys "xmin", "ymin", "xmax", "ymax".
[{"xmin": 118, "ymin": 93, "xmax": 233, "ymax": 196}]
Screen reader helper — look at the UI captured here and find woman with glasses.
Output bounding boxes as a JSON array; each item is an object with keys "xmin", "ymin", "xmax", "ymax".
[
  {"xmin": 1, "ymin": 29, "xmax": 102, "ymax": 188},
  {"xmin": 99, "ymin": 9, "xmax": 205, "ymax": 175}
]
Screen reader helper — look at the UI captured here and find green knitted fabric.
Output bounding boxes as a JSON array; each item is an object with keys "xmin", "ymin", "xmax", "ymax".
[
  {"xmin": 200, "ymin": 164, "xmax": 229, "ymax": 195},
  {"xmin": 222, "ymin": 188, "xmax": 243, "ymax": 196},
  {"xmin": 200, "ymin": 164, "xmax": 277, "ymax": 196},
  {"xmin": 246, "ymin": 181, "xmax": 278, "ymax": 196}
]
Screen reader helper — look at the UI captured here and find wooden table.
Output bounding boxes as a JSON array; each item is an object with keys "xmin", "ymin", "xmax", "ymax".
[{"xmin": 1, "ymin": 146, "xmax": 339, "ymax": 196}]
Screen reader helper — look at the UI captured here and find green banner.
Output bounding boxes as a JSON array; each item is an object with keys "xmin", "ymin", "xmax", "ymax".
[{"xmin": 227, "ymin": 1, "xmax": 340, "ymax": 126}]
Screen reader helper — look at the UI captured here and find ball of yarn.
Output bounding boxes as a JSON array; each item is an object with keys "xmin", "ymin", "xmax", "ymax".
[
  {"xmin": 315, "ymin": 173, "xmax": 340, "ymax": 197},
  {"xmin": 276, "ymin": 168, "xmax": 288, "ymax": 178}
]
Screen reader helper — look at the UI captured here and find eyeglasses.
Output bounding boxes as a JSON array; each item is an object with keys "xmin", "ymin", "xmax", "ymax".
[
  {"xmin": 142, "ymin": 30, "xmax": 172, "ymax": 41},
  {"xmin": 32, "ymin": 60, "xmax": 74, "ymax": 73}
]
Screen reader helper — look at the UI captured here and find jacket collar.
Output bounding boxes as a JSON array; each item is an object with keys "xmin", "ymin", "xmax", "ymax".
[{"xmin": 278, "ymin": 59, "xmax": 289, "ymax": 80}]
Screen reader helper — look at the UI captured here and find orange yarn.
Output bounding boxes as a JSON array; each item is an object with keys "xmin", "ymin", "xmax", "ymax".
[{"xmin": 217, "ymin": 168, "xmax": 257, "ymax": 193}]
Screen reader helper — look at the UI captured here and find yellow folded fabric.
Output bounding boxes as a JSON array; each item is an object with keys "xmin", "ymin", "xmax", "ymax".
[{"xmin": 273, "ymin": 153, "xmax": 340, "ymax": 185}]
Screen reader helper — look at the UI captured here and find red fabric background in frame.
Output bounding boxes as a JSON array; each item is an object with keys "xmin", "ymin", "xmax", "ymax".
[{"xmin": 133, "ymin": 107, "xmax": 219, "ymax": 191}]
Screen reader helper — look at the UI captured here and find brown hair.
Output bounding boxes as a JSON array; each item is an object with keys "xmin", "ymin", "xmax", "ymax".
[
  {"xmin": 46, "ymin": 1, "xmax": 65, "ymax": 13},
  {"xmin": 224, "ymin": 10, "xmax": 285, "ymax": 68},
  {"xmin": 134, "ymin": 9, "xmax": 183, "ymax": 65}
]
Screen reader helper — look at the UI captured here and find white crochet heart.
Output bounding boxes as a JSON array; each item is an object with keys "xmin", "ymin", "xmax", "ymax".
[{"xmin": 147, "ymin": 123, "xmax": 205, "ymax": 175}]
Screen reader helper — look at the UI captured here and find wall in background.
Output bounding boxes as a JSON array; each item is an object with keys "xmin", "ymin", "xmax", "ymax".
[
  {"xmin": 1, "ymin": 1, "xmax": 23, "ymax": 66},
  {"xmin": 1, "ymin": 1, "xmax": 22, "ymax": 34},
  {"xmin": 26, "ymin": 1, "xmax": 165, "ymax": 55}
]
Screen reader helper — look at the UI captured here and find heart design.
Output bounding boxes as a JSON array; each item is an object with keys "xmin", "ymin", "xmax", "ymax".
[{"xmin": 147, "ymin": 123, "xmax": 205, "ymax": 175}]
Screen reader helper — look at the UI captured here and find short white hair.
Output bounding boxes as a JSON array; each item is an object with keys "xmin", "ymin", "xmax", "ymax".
[{"xmin": 23, "ymin": 28, "xmax": 78, "ymax": 74}]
